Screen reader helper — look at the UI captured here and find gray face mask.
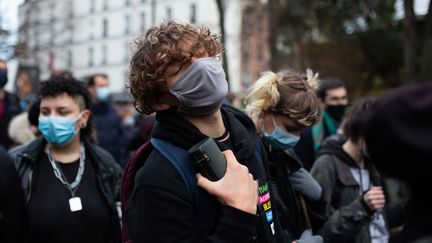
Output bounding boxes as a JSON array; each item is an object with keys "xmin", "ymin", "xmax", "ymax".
[{"xmin": 169, "ymin": 57, "xmax": 228, "ymax": 116}]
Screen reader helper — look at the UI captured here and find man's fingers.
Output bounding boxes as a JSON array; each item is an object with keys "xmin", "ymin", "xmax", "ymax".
[
  {"xmin": 222, "ymin": 150, "xmax": 236, "ymax": 166},
  {"xmin": 196, "ymin": 173, "xmax": 212, "ymax": 191},
  {"xmin": 366, "ymin": 194, "xmax": 385, "ymax": 200}
]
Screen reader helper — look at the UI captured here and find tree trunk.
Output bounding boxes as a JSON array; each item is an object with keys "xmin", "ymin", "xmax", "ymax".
[
  {"xmin": 403, "ymin": 0, "xmax": 420, "ymax": 83},
  {"xmin": 420, "ymin": 0, "xmax": 432, "ymax": 80},
  {"xmin": 268, "ymin": 0, "xmax": 280, "ymax": 70},
  {"xmin": 215, "ymin": 0, "xmax": 230, "ymax": 89}
]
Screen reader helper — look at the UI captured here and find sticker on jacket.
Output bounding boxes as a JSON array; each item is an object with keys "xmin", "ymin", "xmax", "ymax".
[{"xmin": 258, "ymin": 182, "xmax": 275, "ymax": 235}]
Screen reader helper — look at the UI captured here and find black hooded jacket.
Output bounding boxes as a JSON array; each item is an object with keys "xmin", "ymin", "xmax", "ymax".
[
  {"xmin": 311, "ymin": 136, "xmax": 405, "ymax": 243},
  {"xmin": 263, "ymin": 141, "xmax": 327, "ymax": 242},
  {"xmin": 124, "ymin": 105, "xmax": 286, "ymax": 243}
]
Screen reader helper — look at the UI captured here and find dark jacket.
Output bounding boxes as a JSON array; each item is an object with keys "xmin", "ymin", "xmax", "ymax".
[
  {"xmin": 8, "ymin": 137, "xmax": 123, "ymax": 243},
  {"xmin": 124, "ymin": 105, "xmax": 287, "ymax": 243},
  {"xmin": 310, "ymin": 138, "xmax": 405, "ymax": 243},
  {"xmin": 0, "ymin": 91, "xmax": 22, "ymax": 149},
  {"xmin": 91, "ymin": 102, "xmax": 124, "ymax": 164},
  {"xmin": 263, "ymin": 141, "xmax": 327, "ymax": 242},
  {"xmin": 0, "ymin": 146, "xmax": 28, "ymax": 243}
]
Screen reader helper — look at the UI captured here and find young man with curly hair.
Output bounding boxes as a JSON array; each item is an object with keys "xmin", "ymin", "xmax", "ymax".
[{"xmin": 123, "ymin": 21, "xmax": 286, "ymax": 242}]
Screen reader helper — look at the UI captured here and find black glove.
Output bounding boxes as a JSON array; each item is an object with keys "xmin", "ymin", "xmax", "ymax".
[
  {"xmin": 296, "ymin": 229, "xmax": 323, "ymax": 243},
  {"xmin": 289, "ymin": 168, "xmax": 322, "ymax": 201}
]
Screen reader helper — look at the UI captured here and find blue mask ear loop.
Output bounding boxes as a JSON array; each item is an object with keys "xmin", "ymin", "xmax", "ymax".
[
  {"xmin": 271, "ymin": 114, "xmax": 278, "ymax": 130},
  {"xmin": 260, "ymin": 113, "xmax": 277, "ymax": 151},
  {"xmin": 261, "ymin": 113, "xmax": 278, "ymax": 136}
]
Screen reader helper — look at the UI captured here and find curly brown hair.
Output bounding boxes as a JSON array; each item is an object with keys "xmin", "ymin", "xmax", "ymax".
[{"xmin": 128, "ymin": 20, "xmax": 223, "ymax": 114}]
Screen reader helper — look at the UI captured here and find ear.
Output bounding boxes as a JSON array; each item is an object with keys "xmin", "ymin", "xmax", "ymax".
[{"xmin": 79, "ymin": 109, "xmax": 91, "ymax": 127}]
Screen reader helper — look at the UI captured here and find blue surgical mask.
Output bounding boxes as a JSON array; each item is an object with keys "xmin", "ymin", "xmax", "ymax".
[
  {"xmin": 96, "ymin": 87, "xmax": 110, "ymax": 101},
  {"xmin": 38, "ymin": 113, "xmax": 82, "ymax": 146},
  {"xmin": 262, "ymin": 115, "xmax": 300, "ymax": 150}
]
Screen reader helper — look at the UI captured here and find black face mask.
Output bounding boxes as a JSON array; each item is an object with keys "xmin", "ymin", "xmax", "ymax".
[
  {"xmin": 326, "ymin": 104, "xmax": 346, "ymax": 122},
  {"xmin": 0, "ymin": 69, "xmax": 7, "ymax": 88}
]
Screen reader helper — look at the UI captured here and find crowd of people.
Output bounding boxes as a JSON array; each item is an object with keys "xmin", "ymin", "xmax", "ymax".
[{"xmin": 1, "ymin": 20, "xmax": 431, "ymax": 243}]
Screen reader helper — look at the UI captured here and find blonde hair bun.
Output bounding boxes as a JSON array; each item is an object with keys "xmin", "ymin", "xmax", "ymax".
[{"xmin": 305, "ymin": 68, "xmax": 319, "ymax": 91}]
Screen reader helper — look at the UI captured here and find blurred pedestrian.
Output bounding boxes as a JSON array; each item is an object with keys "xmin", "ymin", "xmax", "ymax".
[
  {"xmin": 0, "ymin": 145, "xmax": 28, "ymax": 243},
  {"xmin": 8, "ymin": 111, "xmax": 37, "ymax": 147},
  {"xmin": 0, "ymin": 59, "xmax": 22, "ymax": 149},
  {"xmin": 87, "ymin": 74, "xmax": 125, "ymax": 165},
  {"xmin": 364, "ymin": 83, "xmax": 432, "ymax": 243},
  {"xmin": 123, "ymin": 20, "xmax": 286, "ymax": 242},
  {"xmin": 311, "ymin": 98, "xmax": 405, "ymax": 243},
  {"xmin": 123, "ymin": 113, "xmax": 155, "ymax": 162},
  {"xmin": 245, "ymin": 69, "xmax": 325, "ymax": 243},
  {"xmin": 9, "ymin": 76, "xmax": 122, "ymax": 243},
  {"xmin": 294, "ymin": 78, "xmax": 348, "ymax": 170}
]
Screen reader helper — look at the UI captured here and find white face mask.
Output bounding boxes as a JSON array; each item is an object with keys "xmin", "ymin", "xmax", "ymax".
[{"xmin": 169, "ymin": 57, "xmax": 228, "ymax": 116}]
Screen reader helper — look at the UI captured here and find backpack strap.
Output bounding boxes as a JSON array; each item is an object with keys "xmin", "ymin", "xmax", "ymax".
[
  {"xmin": 150, "ymin": 138, "xmax": 197, "ymax": 204},
  {"xmin": 150, "ymin": 138, "xmax": 216, "ymax": 233}
]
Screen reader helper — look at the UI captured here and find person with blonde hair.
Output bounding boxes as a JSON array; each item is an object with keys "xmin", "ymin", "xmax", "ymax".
[{"xmin": 246, "ymin": 69, "xmax": 326, "ymax": 243}]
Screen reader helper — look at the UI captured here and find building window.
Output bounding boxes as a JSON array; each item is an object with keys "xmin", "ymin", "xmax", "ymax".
[
  {"xmin": 140, "ymin": 12, "xmax": 146, "ymax": 29},
  {"xmin": 88, "ymin": 47, "xmax": 94, "ymax": 67},
  {"xmin": 242, "ymin": 68, "xmax": 250, "ymax": 89},
  {"xmin": 125, "ymin": 0, "xmax": 130, "ymax": 6},
  {"xmin": 124, "ymin": 15, "xmax": 130, "ymax": 34},
  {"xmin": 103, "ymin": 0, "xmax": 108, "ymax": 10},
  {"xmin": 68, "ymin": 0, "xmax": 74, "ymax": 17},
  {"xmin": 50, "ymin": 2, "xmax": 55, "ymax": 21},
  {"xmin": 90, "ymin": 0, "xmax": 96, "ymax": 13},
  {"xmin": 89, "ymin": 19, "xmax": 94, "ymax": 40},
  {"xmin": 101, "ymin": 45, "xmax": 107, "ymax": 65},
  {"xmin": 67, "ymin": 50, "xmax": 73, "ymax": 68},
  {"xmin": 190, "ymin": 3, "xmax": 196, "ymax": 23},
  {"xmin": 50, "ymin": 27, "xmax": 54, "ymax": 46},
  {"xmin": 124, "ymin": 43, "xmax": 129, "ymax": 63},
  {"xmin": 102, "ymin": 19, "xmax": 108, "ymax": 37},
  {"xmin": 166, "ymin": 7, "xmax": 172, "ymax": 20},
  {"xmin": 68, "ymin": 26, "xmax": 74, "ymax": 44},
  {"xmin": 141, "ymin": 0, "xmax": 146, "ymax": 3}
]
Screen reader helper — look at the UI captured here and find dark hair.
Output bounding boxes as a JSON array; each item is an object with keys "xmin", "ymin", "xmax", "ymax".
[
  {"xmin": 317, "ymin": 78, "xmax": 346, "ymax": 100},
  {"xmin": 87, "ymin": 74, "xmax": 109, "ymax": 87},
  {"xmin": 342, "ymin": 97, "xmax": 374, "ymax": 142},
  {"xmin": 129, "ymin": 20, "xmax": 222, "ymax": 114},
  {"xmin": 28, "ymin": 99, "xmax": 41, "ymax": 126},
  {"xmin": 39, "ymin": 75, "xmax": 95, "ymax": 142},
  {"xmin": 49, "ymin": 70, "xmax": 74, "ymax": 80}
]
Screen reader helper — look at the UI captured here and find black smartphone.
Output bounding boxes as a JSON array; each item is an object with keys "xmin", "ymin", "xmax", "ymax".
[{"xmin": 188, "ymin": 137, "xmax": 227, "ymax": 181}]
